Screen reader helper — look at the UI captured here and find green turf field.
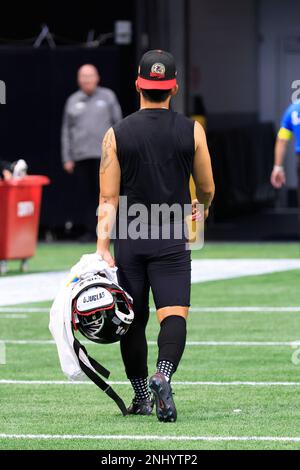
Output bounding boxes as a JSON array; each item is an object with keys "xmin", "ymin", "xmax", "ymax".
[{"xmin": 1, "ymin": 243, "xmax": 300, "ymax": 450}]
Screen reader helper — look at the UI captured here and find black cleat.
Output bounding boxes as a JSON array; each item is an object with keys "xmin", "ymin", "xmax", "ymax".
[
  {"xmin": 127, "ymin": 398, "xmax": 154, "ymax": 416},
  {"xmin": 149, "ymin": 373, "xmax": 177, "ymax": 423}
]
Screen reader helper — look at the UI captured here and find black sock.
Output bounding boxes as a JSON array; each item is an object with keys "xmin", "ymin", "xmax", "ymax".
[
  {"xmin": 130, "ymin": 378, "xmax": 150, "ymax": 402},
  {"xmin": 157, "ymin": 315, "xmax": 187, "ymax": 381}
]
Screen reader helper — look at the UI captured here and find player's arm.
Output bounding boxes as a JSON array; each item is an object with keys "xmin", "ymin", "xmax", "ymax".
[
  {"xmin": 271, "ymin": 109, "xmax": 293, "ymax": 189},
  {"xmin": 271, "ymin": 133, "xmax": 291, "ymax": 189},
  {"xmin": 192, "ymin": 121, "xmax": 215, "ymax": 219},
  {"xmin": 96, "ymin": 127, "xmax": 121, "ymax": 267},
  {"xmin": 62, "ymin": 101, "xmax": 75, "ymax": 174}
]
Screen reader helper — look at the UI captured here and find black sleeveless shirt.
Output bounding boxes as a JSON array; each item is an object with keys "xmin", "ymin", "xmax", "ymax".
[{"xmin": 113, "ymin": 108, "xmax": 195, "ymax": 220}]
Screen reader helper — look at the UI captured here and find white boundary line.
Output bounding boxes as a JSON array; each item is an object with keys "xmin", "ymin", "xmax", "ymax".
[
  {"xmin": 0, "ymin": 308, "xmax": 49, "ymax": 313},
  {"xmin": 0, "ymin": 315, "xmax": 28, "ymax": 319},
  {"xmin": 1, "ymin": 340, "xmax": 57, "ymax": 345},
  {"xmin": 1, "ymin": 339, "xmax": 299, "ymax": 347},
  {"xmin": 1, "ymin": 433, "xmax": 300, "ymax": 443},
  {"xmin": 2, "ymin": 306, "xmax": 300, "ymax": 313},
  {"xmin": 1, "ymin": 380, "xmax": 300, "ymax": 387},
  {"xmin": 191, "ymin": 307, "xmax": 300, "ymax": 312}
]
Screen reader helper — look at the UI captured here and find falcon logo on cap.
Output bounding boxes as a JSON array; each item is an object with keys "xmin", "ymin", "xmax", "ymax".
[
  {"xmin": 150, "ymin": 63, "xmax": 166, "ymax": 79},
  {"xmin": 137, "ymin": 50, "xmax": 177, "ymax": 90}
]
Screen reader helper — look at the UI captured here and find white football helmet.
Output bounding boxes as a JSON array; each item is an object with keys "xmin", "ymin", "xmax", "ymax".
[{"xmin": 71, "ymin": 274, "xmax": 134, "ymax": 344}]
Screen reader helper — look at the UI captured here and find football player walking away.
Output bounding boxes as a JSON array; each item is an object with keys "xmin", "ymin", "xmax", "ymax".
[{"xmin": 97, "ymin": 50, "xmax": 215, "ymax": 422}]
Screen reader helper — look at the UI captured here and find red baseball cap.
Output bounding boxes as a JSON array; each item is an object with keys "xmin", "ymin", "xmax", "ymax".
[{"xmin": 137, "ymin": 50, "xmax": 177, "ymax": 90}]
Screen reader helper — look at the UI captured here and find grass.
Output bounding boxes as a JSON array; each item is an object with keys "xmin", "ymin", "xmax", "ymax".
[
  {"xmin": 2, "ymin": 243, "xmax": 96, "ymax": 275},
  {"xmin": 3, "ymin": 241, "xmax": 300, "ymax": 275},
  {"xmin": 1, "ymin": 242, "xmax": 300, "ymax": 450}
]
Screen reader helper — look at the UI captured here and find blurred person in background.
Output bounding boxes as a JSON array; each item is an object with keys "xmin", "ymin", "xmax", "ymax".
[
  {"xmin": 271, "ymin": 101, "xmax": 300, "ymax": 203},
  {"xmin": 62, "ymin": 64, "xmax": 122, "ymax": 242}
]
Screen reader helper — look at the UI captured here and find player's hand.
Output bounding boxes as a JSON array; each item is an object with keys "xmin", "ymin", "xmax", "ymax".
[
  {"xmin": 192, "ymin": 199, "xmax": 202, "ymax": 221},
  {"xmin": 192, "ymin": 200, "xmax": 210, "ymax": 221},
  {"xmin": 271, "ymin": 166, "xmax": 285, "ymax": 189},
  {"xmin": 97, "ymin": 249, "xmax": 115, "ymax": 268},
  {"xmin": 64, "ymin": 161, "xmax": 75, "ymax": 174}
]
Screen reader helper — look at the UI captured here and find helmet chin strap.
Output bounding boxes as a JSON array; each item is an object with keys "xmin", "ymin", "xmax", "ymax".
[{"xmin": 72, "ymin": 334, "xmax": 128, "ymax": 416}]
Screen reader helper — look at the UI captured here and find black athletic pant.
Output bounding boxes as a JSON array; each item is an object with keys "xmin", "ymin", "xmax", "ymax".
[
  {"xmin": 74, "ymin": 158, "xmax": 100, "ymax": 235},
  {"xmin": 114, "ymin": 225, "xmax": 191, "ymax": 379}
]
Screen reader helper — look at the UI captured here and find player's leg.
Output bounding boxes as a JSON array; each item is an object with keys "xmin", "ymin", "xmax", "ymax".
[
  {"xmin": 150, "ymin": 250, "xmax": 191, "ymax": 382},
  {"xmin": 156, "ymin": 305, "xmax": 188, "ymax": 381},
  {"xmin": 114, "ymin": 238, "xmax": 153, "ymax": 415},
  {"xmin": 147, "ymin": 249, "xmax": 191, "ymax": 422}
]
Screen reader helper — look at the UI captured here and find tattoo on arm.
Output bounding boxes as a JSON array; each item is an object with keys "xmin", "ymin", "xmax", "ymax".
[{"xmin": 100, "ymin": 129, "xmax": 114, "ymax": 174}]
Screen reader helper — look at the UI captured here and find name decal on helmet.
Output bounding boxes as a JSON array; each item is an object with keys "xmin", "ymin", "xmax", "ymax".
[
  {"xmin": 76, "ymin": 286, "xmax": 114, "ymax": 312},
  {"xmin": 83, "ymin": 292, "xmax": 105, "ymax": 303}
]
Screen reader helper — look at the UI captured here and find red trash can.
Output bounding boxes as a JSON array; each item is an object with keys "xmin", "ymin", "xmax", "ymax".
[{"xmin": 0, "ymin": 175, "xmax": 50, "ymax": 274}]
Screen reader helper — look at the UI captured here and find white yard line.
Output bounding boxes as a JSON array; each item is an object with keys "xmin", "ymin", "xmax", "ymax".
[
  {"xmin": 0, "ymin": 271, "xmax": 67, "ymax": 306},
  {"xmin": 0, "ymin": 315, "xmax": 28, "ymax": 319},
  {"xmin": 190, "ymin": 307, "xmax": 300, "ymax": 312},
  {"xmin": 2, "ymin": 306, "xmax": 300, "ymax": 314},
  {"xmin": 1, "ymin": 433, "xmax": 300, "ymax": 443},
  {"xmin": 171, "ymin": 341, "xmax": 300, "ymax": 346},
  {"xmin": 190, "ymin": 259, "xmax": 300, "ymax": 283},
  {"xmin": 1, "ymin": 339, "xmax": 299, "ymax": 347},
  {"xmin": 1, "ymin": 340, "xmax": 57, "ymax": 345},
  {"xmin": 1, "ymin": 259, "xmax": 300, "ymax": 306},
  {"xmin": 1, "ymin": 380, "xmax": 300, "ymax": 387},
  {"xmin": 0, "ymin": 308, "xmax": 49, "ymax": 313}
]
